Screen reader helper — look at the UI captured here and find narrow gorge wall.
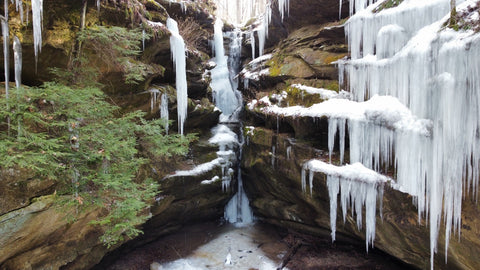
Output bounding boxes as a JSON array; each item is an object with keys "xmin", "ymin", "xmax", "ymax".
[{"xmin": 240, "ymin": 0, "xmax": 480, "ymax": 269}]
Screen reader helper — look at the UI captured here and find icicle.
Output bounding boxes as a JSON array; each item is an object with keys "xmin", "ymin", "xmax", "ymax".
[
  {"xmin": 13, "ymin": 35, "xmax": 21, "ymax": 138},
  {"xmin": 25, "ymin": 1, "xmax": 28, "ymax": 24},
  {"xmin": 303, "ymin": 160, "xmax": 387, "ymax": 249},
  {"xmin": 308, "ymin": 169, "xmax": 314, "ymax": 197},
  {"xmin": 301, "ymin": 164, "xmax": 307, "ymax": 193},
  {"xmin": 160, "ymin": 93, "xmax": 169, "ymax": 135},
  {"xmin": 340, "ymin": 1, "xmax": 480, "ymax": 267},
  {"xmin": 14, "ymin": 0, "xmax": 23, "ymax": 23},
  {"xmin": 31, "ymin": 0, "xmax": 43, "ymax": 66},
  {"xmin": 271, "ymin": 145, "xmax": 275, "ymax": 167},
  {"xmin": 327, "ymin": 176, "xmax": 340, "ymax": 242},
  {"xmin": 257, "ymin": 3, "xmax": 271, "ymax": 57},
  {"xmin": 328, "ymin": 118, "xmax": 338, "ymax": 163},
  {"xmin": 2, "ymin": 15, "xmax": 9, "ymax": 102},
  {"xmin": 13, "ymin": 36, "xmax": 21, "ymax": 89},
  {"xmin": 149, "ymin": 89, "xmax": 159, "ymax": 112},
  {"xmin": 166, "ymin": 18, "xmax": 188, "ymax": 135},
  {"xmin": 278, "ymin": 0, "xmax": 290, "ymax": 21},
  {"xmin": 346, "ymin": 0, "xmax": 379, "ymax": 16},
  {"xmin": 250, "ymin": 30, "xmax": 255, "ymax": 59},
  {"xmin": 338, "ymin": 118, "xmax": 346, "ymax": 164},
  {"xmin": 339, "ymin": 0, "xmax": 343, "ymax": 19}
]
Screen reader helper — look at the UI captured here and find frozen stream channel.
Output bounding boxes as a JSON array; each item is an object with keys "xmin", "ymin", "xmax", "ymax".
[
  {"xmin": 150, "ymin": 224, "xmax": 284, "ymax": 270},
  {"xmin": 98, "ymin": 222, "xmax": 412, "ymax": 270}
]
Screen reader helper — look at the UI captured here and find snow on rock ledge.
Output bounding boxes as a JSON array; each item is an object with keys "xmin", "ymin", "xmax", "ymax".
[
  {"xmin": 291, "ymin": 84, "xmax": 351, "ymax": 100},
  {"xmin": 257, "ymin": 95, "xmax": 432, "ymax": 136}
]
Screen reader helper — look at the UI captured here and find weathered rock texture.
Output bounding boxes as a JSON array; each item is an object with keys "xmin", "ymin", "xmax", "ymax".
[{"xmin": 0, "ymin": 0, "xmax": 230, "ymax": 269}]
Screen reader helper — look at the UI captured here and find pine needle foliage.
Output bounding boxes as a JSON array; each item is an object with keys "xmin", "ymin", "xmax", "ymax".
[{"xmin": 0, "ymin": 82, "xmax": 194, "ymax": 247}]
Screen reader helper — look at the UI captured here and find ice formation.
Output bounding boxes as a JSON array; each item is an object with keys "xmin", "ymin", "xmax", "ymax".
[
  {"xmin": 201, "ymin": 175, "xmax": 220, "ymax": 185},
  {"xmin": 168, "ymin": 0, "xmax": 187, "ymax": 13},
  {"xmin": 343, "ymin": 0, "xmax": 453, "ymax": 60},
  {"xmin": 224, "ymin": 169, "xmax": 254, "ymax": 225},
  {"xmin": 240, "ymin": 54, "xmax": 272, "ymax": 87},
  {"xmin": 209, "ymin": 124, "xmax": 239, "ymax": 192},
  {"xmin": 210, "ymin": 19, "xmax": 242, "ymax": 122},
  {"xmin": 208, "ymin": 124, "xmax": 253, "ymax": 224},
  {"xmin": 332, "ymin": 0, "xmax": 480, "ymax": 268},
  {"xmin": 252, "ymin": 2, "xmax": 480, "ymax": 266},
  {"xmin": 278, "ymin": 0, "xmax": 290, "ymax": 21},
  {"xmin": 291, "ymin": 84, "xmax": 351, "ymax": 100},
  {"xmin": 31, "ymin": 0, "xmax": 43, "ymax": 64},
  {"xmin": 259, "ymin": 95, "xmax": 432, "ymax": 136},
  {"xmin": 257, "ymin": 3, "xmax": 271, "ymax": 57},
  {"xmin": 2, "ymin": 17, "xmax": 9, "ymax": 100},
  {"xmin": 169, "ymin": 158, "xmax": 223, "ymax": 177},
  {"xmin": 341, "ymin": 0, "xmax": 379, "ymax": 17},
  {"xmin": 14, "ymin": 0, "xmax": 24, "ymax": 22},
  {"xmin": 13, "ymin": 36, "xmax": 21, "ymax": 89},
  {"xmin": 213, "ymin": 0, "xmax": 288, "ymax": 59},
  {"xmin": 160, "ymin": 93, "xmax": 169, "ymax": 134},
  {"xmin": 166, "ymin": 18, "xmax": 188, "ymax": 135},
  {"xmin": 148, "ymin": 88, "xmax": 160, "ymax": 112},
  {"xmin": 250, "ymin": 31, "xmax": 256, "ymax": 59},
  {"xmin": 213, "ymin": 0, "xmax": 269, "ymax": 25},
  {"xmin": 302, "ymin": 160, "xmax": 388, "ymax": 249}
]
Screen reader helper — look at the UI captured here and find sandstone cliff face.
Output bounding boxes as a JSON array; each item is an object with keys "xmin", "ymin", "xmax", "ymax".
[
  {"xmin": 2, "ymin": 1, "xmax": 480, "ymax": 269},
  {"xmin": 241, "ymin": 126, "xmax": 480, "ymax": 270},
  {"xmin": 240, "ymin": 1, "xmax": 480, "ymax": 270}
]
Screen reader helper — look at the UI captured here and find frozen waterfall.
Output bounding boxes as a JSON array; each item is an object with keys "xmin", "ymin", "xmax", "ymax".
[
  {"xmin": 210, "ymin": 19, "xmax": 242, "ymax": 122},
  {"xmin": 208, "ymin": 18, "xmax": 254, "ymax": 226},
  {"xmin": 224, "ymin": 168, "xmax": 254, "ymax": 225},
  {"xmin": 166, "ymin": 18, "xmax": 188, "ymax": 135}
]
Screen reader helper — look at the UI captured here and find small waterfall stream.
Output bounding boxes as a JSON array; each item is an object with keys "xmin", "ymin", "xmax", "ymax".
[{"xmin": 210, "ymin": 18, "xmax": 254, "ymax": 226}]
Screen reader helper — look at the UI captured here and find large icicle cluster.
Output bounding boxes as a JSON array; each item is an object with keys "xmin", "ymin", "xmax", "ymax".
[
  {"xmin": 302, "ymin": 160, "xmax": 388, "ymax": 250},
  {"xmin": 31, "ymin": 0, "xmax": 43, "ymax": 64},
  {"xmin": 340, "ymin": 0, "xmax": 379, "ymax": 17},
  {"xmin": 343, "ymin": 0, "xmax": 451, "ymax": 61},
  {"xmin": 2, "ymin": 0, "xmax": 42, "ymax": 103},
  {"xmin": 247, "ymin": 1, "xmax": 480, "ymax": 267},
  {"xmin": 166, "ymin": 18, "xmax": 188, "ymax": 135},
  {"xmin": 278, "ymin": 0, "xmax": 290, "ymax": 21},
  {"xmin": 334, "ymin": 0, "xmax": 480, "ymax": 268},
  {"xmin": 256, "ymin": 3, "xmax": 272, "ymax": 57},
  {"xmin": 213, "ymin": 0, "xmax": 269, "ymax": 25},
  {"xmin": 212, "ymin": 0, "xmax": 290, "ymax": 61}
]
